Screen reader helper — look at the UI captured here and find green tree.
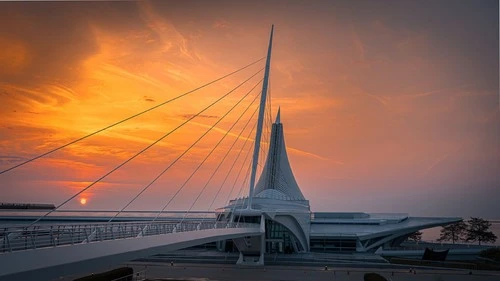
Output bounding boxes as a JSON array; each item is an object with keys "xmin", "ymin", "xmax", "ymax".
[
  {"xmin": 437, "ymin": 221, "xmax": 467, "ymax": 244},
  {"xmin": 465, "ymin": 217, "xmax": 497, "ymax": 245},
  {"xmin": 408, "ymin": 231, "xmax": 423, "ymax": 242}
]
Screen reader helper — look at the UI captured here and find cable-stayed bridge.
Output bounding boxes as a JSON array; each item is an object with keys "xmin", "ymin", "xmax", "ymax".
[
  {"xmin": 1, "ymin": 24, "xmax": 464, "ymax": 280},
  {"xmin": 0, "ymin": 25, "xmax": 277, "ymax": 281}
]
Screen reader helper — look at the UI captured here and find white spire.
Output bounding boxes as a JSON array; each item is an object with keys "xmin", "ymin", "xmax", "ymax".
[
  {"xmin": 254, "ymin": 113, "xmax": 305, "ymax": 201},
  {"xmin": 275, "ymin": 107, "xmax": 281, "ymax": 124},
  {"xmin": 247, "ymin": 25, "xmax": 274, "ymax": 209}
]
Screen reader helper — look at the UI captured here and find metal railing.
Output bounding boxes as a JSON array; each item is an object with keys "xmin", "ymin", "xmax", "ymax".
[{"xmin": 0, "ymin": 221, "xmax": 259, "ymax": 253}]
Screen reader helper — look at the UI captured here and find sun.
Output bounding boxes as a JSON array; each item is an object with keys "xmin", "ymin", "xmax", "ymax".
[{"xmin": 80, "ymin": 198, "xmax": 87, "ymax": 205}]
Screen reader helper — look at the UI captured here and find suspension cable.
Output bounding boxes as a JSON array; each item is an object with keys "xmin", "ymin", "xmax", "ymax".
[
  {"xmin": 204, "ymin": 108, "xmax": 258, "ymax": 213},
  {"xmin": 235, "ymin": 158, "xmax": 254, "ymax": 225},
  {"xmin": 228, "ymin": 140, "xmax": 254, "ymax": 206},
  {"xmin": 110, "ymin": 78, "xmax": 263, "ymax": 222},
  {"xmin": 223, "ymin": 125, "xmax": 256, "ymax": 206},
  {"xmin": 29, "ymin": 68, "xmax": 264, "ymax": 226},
  {"xmin": 180, "ymin": 94, "xmax": 261, "ymax": 223},
  {"xmin": 148, "ymin": 78, "xmax": 263, "ymax": 223}
]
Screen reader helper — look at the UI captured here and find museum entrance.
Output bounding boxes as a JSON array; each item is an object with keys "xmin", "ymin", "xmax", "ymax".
[{"xmin": 265, "ymin": 220, "xmax": 296, "ymax": 254}]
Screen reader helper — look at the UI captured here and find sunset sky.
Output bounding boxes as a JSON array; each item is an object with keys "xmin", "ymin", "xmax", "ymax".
[{"xmin": 0, "ymin": 0, "xmax": 498, "ymax": 218}]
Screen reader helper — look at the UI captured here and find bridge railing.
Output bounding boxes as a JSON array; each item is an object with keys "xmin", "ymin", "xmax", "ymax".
[{"xmin": 0, "ymin": 221, "xmax": 259, "ymax": 253}]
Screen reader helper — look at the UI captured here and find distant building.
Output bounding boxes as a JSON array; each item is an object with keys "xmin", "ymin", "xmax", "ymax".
[
  {"xmin": 0, "ymin": 203, "xmax": 55, "ymax": 210},
  {"xmin": 216, "ymin": 109, "xmax": 460, "ymax": 264}
]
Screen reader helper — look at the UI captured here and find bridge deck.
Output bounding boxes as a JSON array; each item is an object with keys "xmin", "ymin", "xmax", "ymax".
[{"xmin": 0, "ymin": 221, "xmax": 262, "ymax": 280}]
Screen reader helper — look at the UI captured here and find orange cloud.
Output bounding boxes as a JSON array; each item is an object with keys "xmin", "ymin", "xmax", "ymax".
[{"xmin": 0, "ymin": 1, "xmax": 497, "ymax": 217}]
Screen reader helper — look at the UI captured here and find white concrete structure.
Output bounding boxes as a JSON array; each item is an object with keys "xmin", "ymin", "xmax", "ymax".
[
  {"xmin": 216, "ymin": 110, "xmax": 461, "ymax": 263},
  {"xmin": 0, "ymin": 26, "xmax": 463, "ymax": 279},
  {"xmin": 212, "ymin": 26, "xmax": 461, "ymax": 262}
]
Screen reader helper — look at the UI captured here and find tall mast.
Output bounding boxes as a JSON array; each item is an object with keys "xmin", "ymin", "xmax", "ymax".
[{"xmin": 247, "ymin": 25, "xmax": 274, "ymax": 210}]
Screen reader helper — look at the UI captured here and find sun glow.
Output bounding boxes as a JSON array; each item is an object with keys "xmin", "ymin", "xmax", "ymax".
[{"xmin": 80, "ymin": 198, "xmax": 87, "ymax": 205}]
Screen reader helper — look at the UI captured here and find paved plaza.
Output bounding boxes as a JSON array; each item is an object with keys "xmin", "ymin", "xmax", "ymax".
[{"xmin": 130, "ymin": 262, "xmax": 500, "ymax": 281}]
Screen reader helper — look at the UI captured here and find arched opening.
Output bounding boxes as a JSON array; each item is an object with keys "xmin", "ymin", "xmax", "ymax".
[{"xmin": 265, "ymin": 219, "xmax": 302, "ymax": 253}]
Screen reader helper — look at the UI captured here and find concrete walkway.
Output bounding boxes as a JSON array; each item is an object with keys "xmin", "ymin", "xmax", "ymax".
[{"xmin": 130, "ymin": 262, "xmax": 500, "ymax": 281}]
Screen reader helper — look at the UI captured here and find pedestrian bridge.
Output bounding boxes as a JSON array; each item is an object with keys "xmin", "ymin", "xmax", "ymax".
[
  {"xmin": 0, "ymin": 25, "xmax": 274, "ymax": 280},
  {"xmin": 0, "ymin": 221, "xmax": 262, "ymax": 280}
]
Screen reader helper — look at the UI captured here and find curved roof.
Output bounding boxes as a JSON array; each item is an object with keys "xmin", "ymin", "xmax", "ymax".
[
  {"xmin": 255, "ymin": 189, "xmax": 292, "ymax": 200},
  {"xmin": 310, "ymin": 216, "xmax": 462, "ymax": 240},
  {"xmin": 254, "ymin": 109, "xmax": 305, "ymax": 200}
]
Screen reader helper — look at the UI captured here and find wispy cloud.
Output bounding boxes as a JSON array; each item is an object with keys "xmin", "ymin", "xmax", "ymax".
[
  {"xmin": 0, "ymin": 82, "xmax": 77, "ymax": 108},
  {"xmin": 0, "ymin": 155, "xmax": 28, "ymax": 165},
  {"xmin": 287, "ymin": 147, "xmax": 344, "ymax": 165},
  {"xmin": 138, "ymin": 0, "xmax": 194, "ymax": 61},
  {"xmin": 213, "ymin": 19, "xmax": 230, "ymax": 29},
  {"xmin": 405, "ymin": 83, "xmax": 473, "ymax": 99},
  {"xmin": 181, "ymin": 114, "xmax": 219, "ymax": 119},
  {"xmin": 423, "ymin": 153, "xmax": 450, "ymax": 175},
  {"xmin": 349, "ymin": 24, "xmax": 366, "ymax": 62},
  {"xmin": 98, "ymin": 63, "xmax": 165, "ymax": 89},
  {"xmin": 360, "ymin": 91, "xmax": 390, "ymax": 106}
]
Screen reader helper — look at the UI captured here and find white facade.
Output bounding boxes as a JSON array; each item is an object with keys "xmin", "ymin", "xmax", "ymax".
[{"xmin": 217, "ymin": 111, "xmax": 461, "ymax": 262}]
